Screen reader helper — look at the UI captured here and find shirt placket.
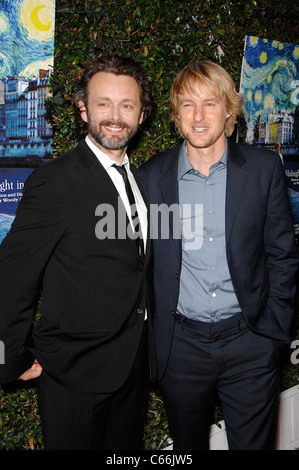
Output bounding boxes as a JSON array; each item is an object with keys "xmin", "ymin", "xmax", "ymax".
[{"xmin": 205, "ymin": 170, "xmax": 220, "ymax": 322}]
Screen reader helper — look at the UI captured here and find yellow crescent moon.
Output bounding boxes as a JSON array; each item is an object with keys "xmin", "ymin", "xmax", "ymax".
[{"xmin": 30, "ymin": 5, "xmax": 51, "ymax": 32}]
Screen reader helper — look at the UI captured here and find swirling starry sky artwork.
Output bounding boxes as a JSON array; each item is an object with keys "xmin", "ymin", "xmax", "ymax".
[
  {"xmin": 240, "ymin": 35, "xmax": 299, "ymax": 121},
  {"xmin": 0, "ymin": 0, "xmax": 55, "ymax": 78}
]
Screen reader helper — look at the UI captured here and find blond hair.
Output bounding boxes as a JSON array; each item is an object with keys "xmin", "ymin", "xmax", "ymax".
[{"xmin": 170, "ymin": 60, "xmax": 243, "ymax": 137}]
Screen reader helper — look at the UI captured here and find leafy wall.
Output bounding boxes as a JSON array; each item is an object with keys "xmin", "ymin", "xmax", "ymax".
[
  {"xmin": 1, "ymin": 0, "xmax": 298, "ymax": 450},
  {"xmin": 52, "ymin": 0, "xmax": 298, "ymax": 160}
]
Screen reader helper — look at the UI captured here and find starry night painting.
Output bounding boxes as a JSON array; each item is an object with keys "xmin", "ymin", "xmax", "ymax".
[
  {"xmin": 0, "ymin": 0, "xmax": 55, "ymax": 243},
  {"xmin": 239, "ymin": 35, "xmax": 298, "ymax": 147},
  {"xmin": 0, "ymin": 0, "xmax": 55, "ymax": 77},
  {"xmin": 239, "ymin": 35, "xmax": 299, "ymax": 244}
]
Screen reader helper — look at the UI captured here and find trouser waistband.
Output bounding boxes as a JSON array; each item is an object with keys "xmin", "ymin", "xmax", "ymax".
[{"xmin": 175, "ymin": 312, "xmax": 247, "ymax": 340}]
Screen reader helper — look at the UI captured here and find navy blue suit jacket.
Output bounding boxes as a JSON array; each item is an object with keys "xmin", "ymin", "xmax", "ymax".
[{"xmin": 139, "ymin": 138, "xmax": 298, "ymax": 381}]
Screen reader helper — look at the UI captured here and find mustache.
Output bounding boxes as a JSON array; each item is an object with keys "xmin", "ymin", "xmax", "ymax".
[{"xmin": 99, "ymin": 120, "xmax": 130, "ymax": 129}]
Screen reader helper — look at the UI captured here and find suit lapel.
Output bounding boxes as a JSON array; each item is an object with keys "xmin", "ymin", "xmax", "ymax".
[
  {"xmin": 75, "ymin": 140, "xmax": 121, "ymax": 207},
  {"xmin": 130, "ymin": 163, "xmax": 151, "ymax": 262},
  {"xmin": 73, "ymin": 140, "xmax": 144, "ymax": 258},
  {"xmin": 131, "ymin": 163, "xmax": 148, "ymax": 208},
  {"xmin": 158, "ymin": 146, "xmax": 181, "ymax": 256},
  {"xmin": 225, "ymin": 139, "xmax": 247, "ymax": 245}
]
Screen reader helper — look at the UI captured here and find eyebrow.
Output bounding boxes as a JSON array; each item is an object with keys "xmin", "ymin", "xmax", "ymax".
[
  {"xmin": 93, "ymin": 96, "xmax": 139, "ymax": 104},
  {"xmin": 180, "ymin": 96, "xmax": 219, "ymax": 102}
]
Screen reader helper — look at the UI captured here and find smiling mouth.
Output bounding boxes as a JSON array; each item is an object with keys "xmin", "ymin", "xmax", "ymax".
[
  {"xmin": 192, "ymin": 126, "xmax": 209, "ymax": 132},
  {"xmin": 105, "ymin": 126, "xmax": 124, "ymax": 132},
  {"xmin": 101, "ymin": 121, "xmax": 129, "ymax": 133}
]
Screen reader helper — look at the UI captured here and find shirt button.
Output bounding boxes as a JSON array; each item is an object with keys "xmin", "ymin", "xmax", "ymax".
[
  {"xmin": 209, "ymin": 237, "xmax": 213, "ymax": 242},
  {"xmin": 212, "ymin": 292, "xmax": 217, "ymax": 297},
  {"xmin": 137, "ymin": 308, "xmax": 144, "ymax": 315}
]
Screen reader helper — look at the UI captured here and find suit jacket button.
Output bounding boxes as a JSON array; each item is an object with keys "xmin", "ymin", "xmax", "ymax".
[{"xmin": 137, "ymin": 308, "xmax": 144, "ymax": 315}]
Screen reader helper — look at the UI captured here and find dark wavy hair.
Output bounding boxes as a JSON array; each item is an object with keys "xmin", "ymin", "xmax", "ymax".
[{"xmin": 74, "ymin": 55, "xmax": 153, "ymax": 136}]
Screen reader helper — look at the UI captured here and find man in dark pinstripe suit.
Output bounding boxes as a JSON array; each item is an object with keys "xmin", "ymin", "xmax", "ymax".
[{"xmin": 0, "ymin": 55, "xmax": 156, "ymax": 450}]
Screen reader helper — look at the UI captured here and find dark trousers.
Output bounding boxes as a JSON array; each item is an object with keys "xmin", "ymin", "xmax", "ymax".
[
  {"xmin": 37, "ymin": 327, "xmax": 149, "ymax": 450},
  {"xmin": 160, "ymin": 314, "xmax": 281, "ymax": 450}
]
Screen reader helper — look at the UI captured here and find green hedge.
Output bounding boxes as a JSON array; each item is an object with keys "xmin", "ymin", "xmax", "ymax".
[
  {"xmin": 51, "ymin": 0, "xmax": 298, "ymax": 160},
  {"xmin": 0, "ymin": 0, "xmax": 298, "ymax": 450}
]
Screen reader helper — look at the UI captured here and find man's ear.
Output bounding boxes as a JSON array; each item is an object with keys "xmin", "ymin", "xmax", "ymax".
[
  {"xmin": 139, "ymin": 110, "xmax": 144, "ymax": 126},
  {"xmin": 78, "ymin": 100, "xmax": 88, "ymax": 123}
]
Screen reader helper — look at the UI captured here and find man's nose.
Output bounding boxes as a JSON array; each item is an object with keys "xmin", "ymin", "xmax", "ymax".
[
  {"xmin": 109, "ymin": 105, "xmax": 122, "ymax": 121},
  {"xmin": 193, "ymin": 106, "xmax": 204, "ymax": 121}
]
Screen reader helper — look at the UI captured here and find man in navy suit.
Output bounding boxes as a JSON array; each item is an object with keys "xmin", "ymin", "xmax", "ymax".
[{"xmin": 139, "ymin": 60, "xmax": 298, "ymax": 450}]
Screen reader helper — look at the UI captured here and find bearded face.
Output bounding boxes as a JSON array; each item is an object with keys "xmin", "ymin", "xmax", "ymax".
[
  {"xmin": 87, "ymin": 117, "xmax": 140, "ymax": 151},
  {"xmin": 79, "ymin": 72, "xmax": 144, "ymax": 161}
]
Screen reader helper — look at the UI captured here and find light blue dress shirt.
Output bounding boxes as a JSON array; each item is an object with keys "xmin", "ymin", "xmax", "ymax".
[{"xmin": 177, "ymin": 141, "xmax": 241, "ymax": 322}]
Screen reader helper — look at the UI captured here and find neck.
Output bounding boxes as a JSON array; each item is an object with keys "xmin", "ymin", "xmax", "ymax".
[{"xmin": 185, "ymin": 139, "xmax": 226, "ymax": 176}]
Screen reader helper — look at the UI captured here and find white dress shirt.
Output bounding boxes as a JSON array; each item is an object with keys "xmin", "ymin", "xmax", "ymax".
[{"xmin": 85, "ymin": 136, "xmax": 147, "ymax": 251}]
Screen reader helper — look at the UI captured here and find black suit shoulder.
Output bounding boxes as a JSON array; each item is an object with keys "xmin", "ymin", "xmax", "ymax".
[
  {"xmin": 23, "ymin": 142, "xmax": 86, "ymax": 193},
  {"xmin": 231, "ymin": 140, "xmax": 281, "ymax": 167},
  {"xmin": 12, "ymin": 145, "xmax": 84, "ymax": 228},
  {"xmin": 140, "ymin": 146, "xmax": 179, "ymax": 166},
  {"xmin": 39, "ymin": 143, "xmax": 80, "ymax": 172},
  {"xmin": 139, "ymin": 145, "xmax": 181, "ymax": 176}
]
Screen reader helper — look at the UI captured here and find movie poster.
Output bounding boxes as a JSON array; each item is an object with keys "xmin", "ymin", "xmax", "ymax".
[
  {"xmin": 239, "ymin": 35, "xmax": 299, "ymax": 244},
  {"xmin": 0, "ymin": 0, "xmax": 55, "ymax": 243}
]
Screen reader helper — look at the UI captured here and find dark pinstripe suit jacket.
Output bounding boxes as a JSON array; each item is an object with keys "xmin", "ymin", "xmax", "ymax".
[{"xmin": 0, "ymin": 139, "xmax": 156, "ymax": 393}]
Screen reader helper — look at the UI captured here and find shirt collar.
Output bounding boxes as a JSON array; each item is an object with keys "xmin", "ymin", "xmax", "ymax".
[
  {"xmin": 177, "ymin": 138, "xmax": 228, "ymax": 181},
  {"xmin": 85, "ymin": 136, "xmax": 129, "ymax": 170}
]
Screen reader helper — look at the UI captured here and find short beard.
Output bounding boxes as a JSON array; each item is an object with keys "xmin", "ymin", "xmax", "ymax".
[{"xmin": 88, "ymin": 119, "xmax": 139, "ymax": 150}]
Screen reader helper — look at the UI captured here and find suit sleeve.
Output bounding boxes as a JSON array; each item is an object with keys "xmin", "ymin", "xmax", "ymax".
[
  {"xmin": 0, "ymin": 165, "xmax": 67, "ymax": 383},
  {"xmin": 263, "ymin": 154, "xmax": 298, "ymax": 336}
]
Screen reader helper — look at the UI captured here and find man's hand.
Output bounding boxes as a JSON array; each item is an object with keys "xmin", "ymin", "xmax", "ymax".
[{"xmin": 18, "ymin": 360, "xmax": 43, "ymax": 381}]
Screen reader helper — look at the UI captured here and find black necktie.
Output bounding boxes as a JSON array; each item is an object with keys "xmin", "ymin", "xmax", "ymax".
[{"xmin": 113, "ymin": 164, "xmax": 144, "ymax": 255}]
